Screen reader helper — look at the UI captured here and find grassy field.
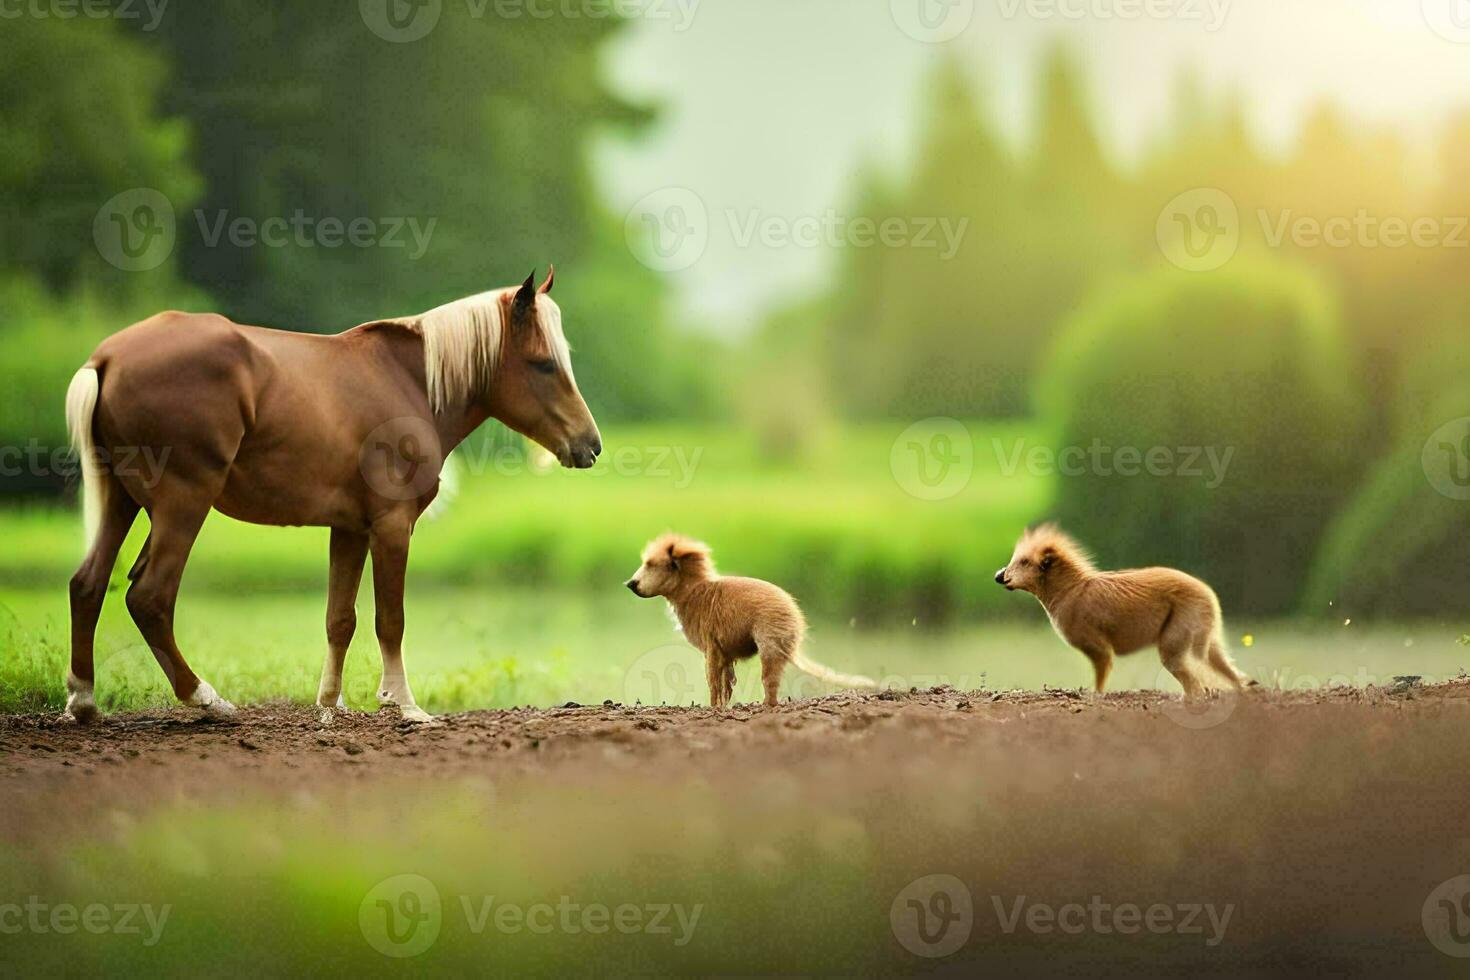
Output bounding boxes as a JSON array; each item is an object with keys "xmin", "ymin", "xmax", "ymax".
[
  {"xmin": 1, "ymin": 422, "xmax": 1464, "ymax": 714},
  {"xmin": 2, "ymin": 584, "xmax": 1465, "ymax": 715},
  {"xmin": 0, "ymin": 423, "xmax": 1046, "ymax": 624}
]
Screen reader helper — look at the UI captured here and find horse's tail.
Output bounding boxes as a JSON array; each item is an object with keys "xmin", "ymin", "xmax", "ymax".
[
  {"xmin": 790, "ymin": 650, "xmax": 877, "ymax": 690},
  {"xmin": 66, "ymin": 365, "xmax": 107, "ymax": 549}
]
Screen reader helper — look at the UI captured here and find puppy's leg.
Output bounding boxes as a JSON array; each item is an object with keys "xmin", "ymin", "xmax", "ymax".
[
  {"xmin": 722, "ymin": 661, "xmax": 736, "ymax": 707},
  {"xmin": 1080, "ymin": 645, "xmax": 1114, "ymax": 693},
  {"xmin": 1159, "ymin": 622, "xmax": 1206, "ymax": 698},
  {"xmin": 757, "ymin": 653, "xmax": 785, "ymax": 707},
  {"xmin": 1206, "ymin": 636, "xmax": 1253, "ymax": 690},
  {"xmin": 705, "ymin": 651, "xmax": 724, "ymax": 708}
]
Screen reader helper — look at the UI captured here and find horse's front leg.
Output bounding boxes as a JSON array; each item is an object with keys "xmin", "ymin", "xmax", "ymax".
[
  {"xmin": 315, "ymin": 528, "xmax": 369, "ymax": 723},
  {"xmin": 368, "ymin": 513, "xmax": 434, "ymax": 724}
]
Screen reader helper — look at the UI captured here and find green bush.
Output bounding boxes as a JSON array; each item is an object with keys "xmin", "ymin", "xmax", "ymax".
[
  {"xmin": 1303, "ymin": 332, "xmax": 1470, "ymax": 617},
  {"xmin": 1036, "ymin": 263, "xmax": 1366, "ymax": 615},
  {"xmin": 0, "ymin": 275, "xmax": 209, "ymax": 498}
]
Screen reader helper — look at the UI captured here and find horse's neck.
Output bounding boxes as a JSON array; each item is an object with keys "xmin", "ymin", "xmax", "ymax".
[{"xmin": 353, "ymin": 318, "xmax": 490, "ymax": 453}]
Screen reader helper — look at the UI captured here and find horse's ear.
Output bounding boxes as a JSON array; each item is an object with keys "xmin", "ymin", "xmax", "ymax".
[
  {"xmin": 538, "ymin": 264, "xmax": 554, "ymax": 295},
  {"xmin": 513, "ymin": 269, "xmax": 537, "ymax": 318}
]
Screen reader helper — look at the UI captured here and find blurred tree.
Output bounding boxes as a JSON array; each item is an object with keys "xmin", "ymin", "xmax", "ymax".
[
  {"xmin": 819, "ymin": 47, "xmax": 1133, "ymax": 420},
  {"xmin": 1303, "ymin": 326, "xmax": 1470, "ymax": 617},
  {"xmin": 112, "ymin": 1, "xmax": 695, "ymax": 421},
  {"xmin": 0, "ymin": 16, "xmax": 198, "ymax": 299},
  {"xmin": 1036, "ymin": 263, "xmax": 1368, "ymax": 616},
  {"xmin": 139, "ymin": 2, "xmax": 647, "ymax": 325}
]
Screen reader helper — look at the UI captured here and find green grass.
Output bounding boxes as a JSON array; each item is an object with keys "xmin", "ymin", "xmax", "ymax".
[
  {"xmin": 0, "ymin": 422, "xmax": 1049, "ymax": 624},
  {"xmin": 2, "ymin": 584, "xmax": 1465, "ymax": 715},
  {"xmin": 1, "ymin": 422, "xmax": 1464, "ymax": 714}
]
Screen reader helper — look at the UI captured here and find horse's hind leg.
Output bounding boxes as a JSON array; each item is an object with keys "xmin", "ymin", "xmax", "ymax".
[
  {"xmin": 315, "ymin": 528, "xmax": 369, "ymax": 721},
  {"xmin": 125, "ymin": 485, "xmax": 235, "ymax": 718},
  {"xmin": 65, "ymin": 479, "xmax": 140, "ymax": 722}
]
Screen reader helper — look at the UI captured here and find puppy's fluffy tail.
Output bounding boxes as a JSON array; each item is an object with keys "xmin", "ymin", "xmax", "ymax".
[
  {"xmin": 65, "ymin": 366, "xmax": 107, "ymax": 548},
  {"xmin": 790, "ymin": 652, "xmax": 876, "ymax": 690}
]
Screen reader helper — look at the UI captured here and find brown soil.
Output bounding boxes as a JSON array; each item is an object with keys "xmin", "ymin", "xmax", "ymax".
[
  {"xmin": 4, "ymin": 682, "xmax": 1470, "ymax": 976},
  {"xmin": 4, "ymin": 681, "xmax": 1468, "ymax": 791}
]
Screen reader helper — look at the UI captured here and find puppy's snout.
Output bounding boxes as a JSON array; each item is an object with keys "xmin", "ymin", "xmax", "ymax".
[
  {"xmin": 994, "ymin": 568, "xmax": 1008, "ymax": 585},
  {"xmin": 624, "ymin": 579, "xmax": 642, "ymax": 596}
]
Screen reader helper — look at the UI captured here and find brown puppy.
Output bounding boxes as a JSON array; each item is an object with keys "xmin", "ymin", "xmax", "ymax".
[
  {"xmin": 996, "ymin": 524, "xmax": 1252, "ymax": 696},
  {"xmin": 626, "ymin": 534, "xmax": 876, "ymax": 707}
]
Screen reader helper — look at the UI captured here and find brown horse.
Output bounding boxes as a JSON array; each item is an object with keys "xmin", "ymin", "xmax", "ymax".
[{"xmin": 63, "ymin": 269, "xmax": 599, "ymax": 724}]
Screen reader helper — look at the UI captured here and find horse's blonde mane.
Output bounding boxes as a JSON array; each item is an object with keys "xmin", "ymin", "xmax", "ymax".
[{"xmin": 417, "ymin": 287, "xmax": 571, "ymax": 414}]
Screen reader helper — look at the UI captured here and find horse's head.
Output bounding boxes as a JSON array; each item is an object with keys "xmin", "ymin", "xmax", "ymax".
[{"xmin": 488, "ymin": 268, "xmax": 602, "ymax": 469}]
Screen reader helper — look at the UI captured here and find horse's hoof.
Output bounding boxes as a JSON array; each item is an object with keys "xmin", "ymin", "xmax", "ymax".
[
  {"xmin": 187, "ymin": 680, "xmax": 237, "ymax": 721},
  {"xmin": 202, "ymin": 697, "xmax": 238, "ymax": 721},
  {"xmin": 398, "ymin": 705, "xmax": 437, "ymax": 725},
  {"xmin": 316, "ymin": 706, "xmax": 335, "ymax": 727},
  {"xmin": 61, "ymin": 705, "xmax": 97, "ymax": 725},
  {"xmin": 64, "ymin": 673, "xmax": 97, "ymax": 724},
  {"xmin": 62, "ymin": 699, "xmax": 98, "ymax": 725}
]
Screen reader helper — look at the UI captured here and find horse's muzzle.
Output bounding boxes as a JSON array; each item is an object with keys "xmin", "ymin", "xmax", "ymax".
[{"xmin": 562, "ymin": 433, "xmax": 601, "ymax": 469}]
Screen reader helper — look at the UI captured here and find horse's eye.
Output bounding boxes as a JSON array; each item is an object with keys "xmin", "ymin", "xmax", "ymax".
[{"xmin": 530, "ymin": 358, "xmax": 557, "ymax": 376}]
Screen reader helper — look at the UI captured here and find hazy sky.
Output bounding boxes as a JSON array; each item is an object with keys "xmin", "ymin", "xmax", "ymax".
[{"xmin": 594, "ymin": 1, "xmax": 1470, "ymax": 331}]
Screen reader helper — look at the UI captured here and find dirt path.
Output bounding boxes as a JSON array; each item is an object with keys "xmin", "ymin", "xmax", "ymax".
[
  {"xmin": 0, "ymin": 680, "xmax": 1457, "ymax": 781},
  {"xmin": 3, "ymin": 680, "xmax": 1469, "ymax": 816},
  {"xmin": 4, "ymin": 682, "xmax": 1470, "ymax": 976}
]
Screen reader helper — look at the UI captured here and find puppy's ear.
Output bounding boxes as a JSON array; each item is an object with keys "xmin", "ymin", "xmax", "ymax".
[
  {"xmin": 1039, "ymin": 547, "xmax": 1056, "ymax": 572},
  {"xmin": 667, "ymin": 542, "xmax": 679, "ymax": 572}
]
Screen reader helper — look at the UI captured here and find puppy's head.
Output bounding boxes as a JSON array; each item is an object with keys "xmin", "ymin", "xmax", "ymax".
[
  {"xmin": 626, "ymin": 533, "xmax": 713, "ymax": 598},
  {"xmin": 995, "ymin": 523, "xmax": 1079, "ymax": 595}
]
